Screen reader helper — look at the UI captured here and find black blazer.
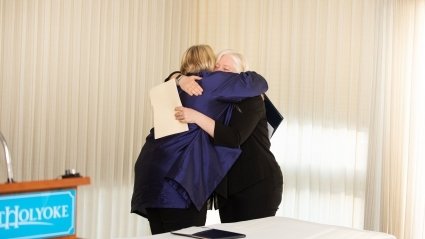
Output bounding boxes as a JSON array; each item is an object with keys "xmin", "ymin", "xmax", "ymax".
[{"xmin": 214, "ymin": 96, "xmax": 282, "ymax": 196}]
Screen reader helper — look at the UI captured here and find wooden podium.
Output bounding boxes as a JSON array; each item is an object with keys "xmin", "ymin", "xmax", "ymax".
[{"xmin": 0, "ymin": 177, "xmax": 90, "ymax": 239}]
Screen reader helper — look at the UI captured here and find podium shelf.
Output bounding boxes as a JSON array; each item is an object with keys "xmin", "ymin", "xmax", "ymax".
[{"xmin": 0, "ymin": 177, "xmax": 90, "ymax": 194}]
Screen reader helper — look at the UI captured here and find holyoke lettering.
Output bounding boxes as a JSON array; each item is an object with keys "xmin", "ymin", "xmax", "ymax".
[{"xmin": 0, "ymin": 205, "xmax": 69, "ymax": 229}]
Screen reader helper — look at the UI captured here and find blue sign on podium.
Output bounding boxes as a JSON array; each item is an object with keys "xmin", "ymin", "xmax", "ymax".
[{"xmin": 0, "ymin": 189, "xmax": 75, "ymax": 239}]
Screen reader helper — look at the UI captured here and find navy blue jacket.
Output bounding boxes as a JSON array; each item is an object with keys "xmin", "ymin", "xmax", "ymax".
[{"xmin": 131, "ymin": 71, "xmax": 268, "ymax": 217}]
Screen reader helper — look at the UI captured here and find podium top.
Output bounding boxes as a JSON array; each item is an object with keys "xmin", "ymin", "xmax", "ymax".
[{"xmin": 0, "ymin": 177, "xmax": 90, "ymax": 194}]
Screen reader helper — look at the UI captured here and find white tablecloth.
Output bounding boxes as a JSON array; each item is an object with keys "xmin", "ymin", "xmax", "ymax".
[{"xmin": 120, "ymin": 216, "xmax": 396, "ymax": 239}]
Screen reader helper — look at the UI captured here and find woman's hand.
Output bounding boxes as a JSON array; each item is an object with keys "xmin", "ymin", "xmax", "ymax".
[
  {"xmin": 175, "ymin": 106, "xmax": 199, "ymax": 123},
  {"xmin": 179, "ymin": 75, "xmax": 203, "ymax": 96},
  {"xmin": 175, "ymin": 106, "xmax": 216, "ymax": 137}
]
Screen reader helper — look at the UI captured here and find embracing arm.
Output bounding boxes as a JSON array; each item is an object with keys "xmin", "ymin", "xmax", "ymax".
[
  {"xmin": 164, "ymin": 71, "xmax": 204, "ymax": 96},
  {"xmin": 212, "ymin": 71, "xmax": 268, "ymax": 101},
  {"xmin": 175, "ymin": 96, "xmax": 265, "ymax": 147},
  {"xmin": 175, "ymin": 71, "xmax": 268, "ymax": 100},
  {"xmin": 175, "ymin": 106, "xmax": 216, "ymax": 137},
  {"xmin": 178, "ymin": 75, "xmax": 204, "ymax": 96}
]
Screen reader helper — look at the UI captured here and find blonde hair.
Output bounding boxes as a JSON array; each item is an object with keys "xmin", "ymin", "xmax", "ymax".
[
  {"xmin": 216, "ymin": 49, "xmax": 249, "ymax": 73},
  {"xmin": 180, "ymin": 45, "xmax": 216, "ymax": 75}
]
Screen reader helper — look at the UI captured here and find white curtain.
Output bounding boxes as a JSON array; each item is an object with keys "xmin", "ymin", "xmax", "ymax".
[
  {"xmin": 365, "ymin": 1, "xmax": 425, "ymax": 238},
  {"xmin": 1, "ymin": 0, "xmax": 424, "ymax": 238},
  {"xmin": 0, "ymin": 0, "xmax": 198, "ymax": 238}
]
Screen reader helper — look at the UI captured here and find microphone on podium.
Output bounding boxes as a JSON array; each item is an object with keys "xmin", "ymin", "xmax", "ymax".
[{"xmin": 0, "ymin": 131, "xmax": 15, "ymax": 183}]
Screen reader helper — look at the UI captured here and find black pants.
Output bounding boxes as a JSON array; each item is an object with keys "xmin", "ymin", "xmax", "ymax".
[
  {"xmin": 218, "ymin": 174, "xmax": 283, "ymax": 223},
  {"xmin": 146, "ymin": 203, "xmax": 207, "ymax": 235}
]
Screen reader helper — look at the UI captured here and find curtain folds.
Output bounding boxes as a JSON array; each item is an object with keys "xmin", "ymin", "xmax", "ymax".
[
  {"xmin": 0, "ymin": 0, "xmax": 198, "ymax": 238},
  {"xmin": 365, "ymin": 1, "xmax": 425, "ymax": 238}
]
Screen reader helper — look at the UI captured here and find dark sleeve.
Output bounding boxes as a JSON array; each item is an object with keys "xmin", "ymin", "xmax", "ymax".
[
  {"xmin": 212, "ymin": 71, "xmax": 268, "ymax": 102},
  {"xmin": 213, "ymin": 96, "xmax": 265, "ymax": 147},
  {"xmin": 163, "ymin": 71, "xmax": 181, "ymax": 82}
]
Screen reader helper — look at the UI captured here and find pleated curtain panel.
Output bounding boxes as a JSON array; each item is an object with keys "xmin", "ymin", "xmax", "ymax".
[{"xmin": 0, "ymin": 0, "xmax": 424, "ymax": 238}]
